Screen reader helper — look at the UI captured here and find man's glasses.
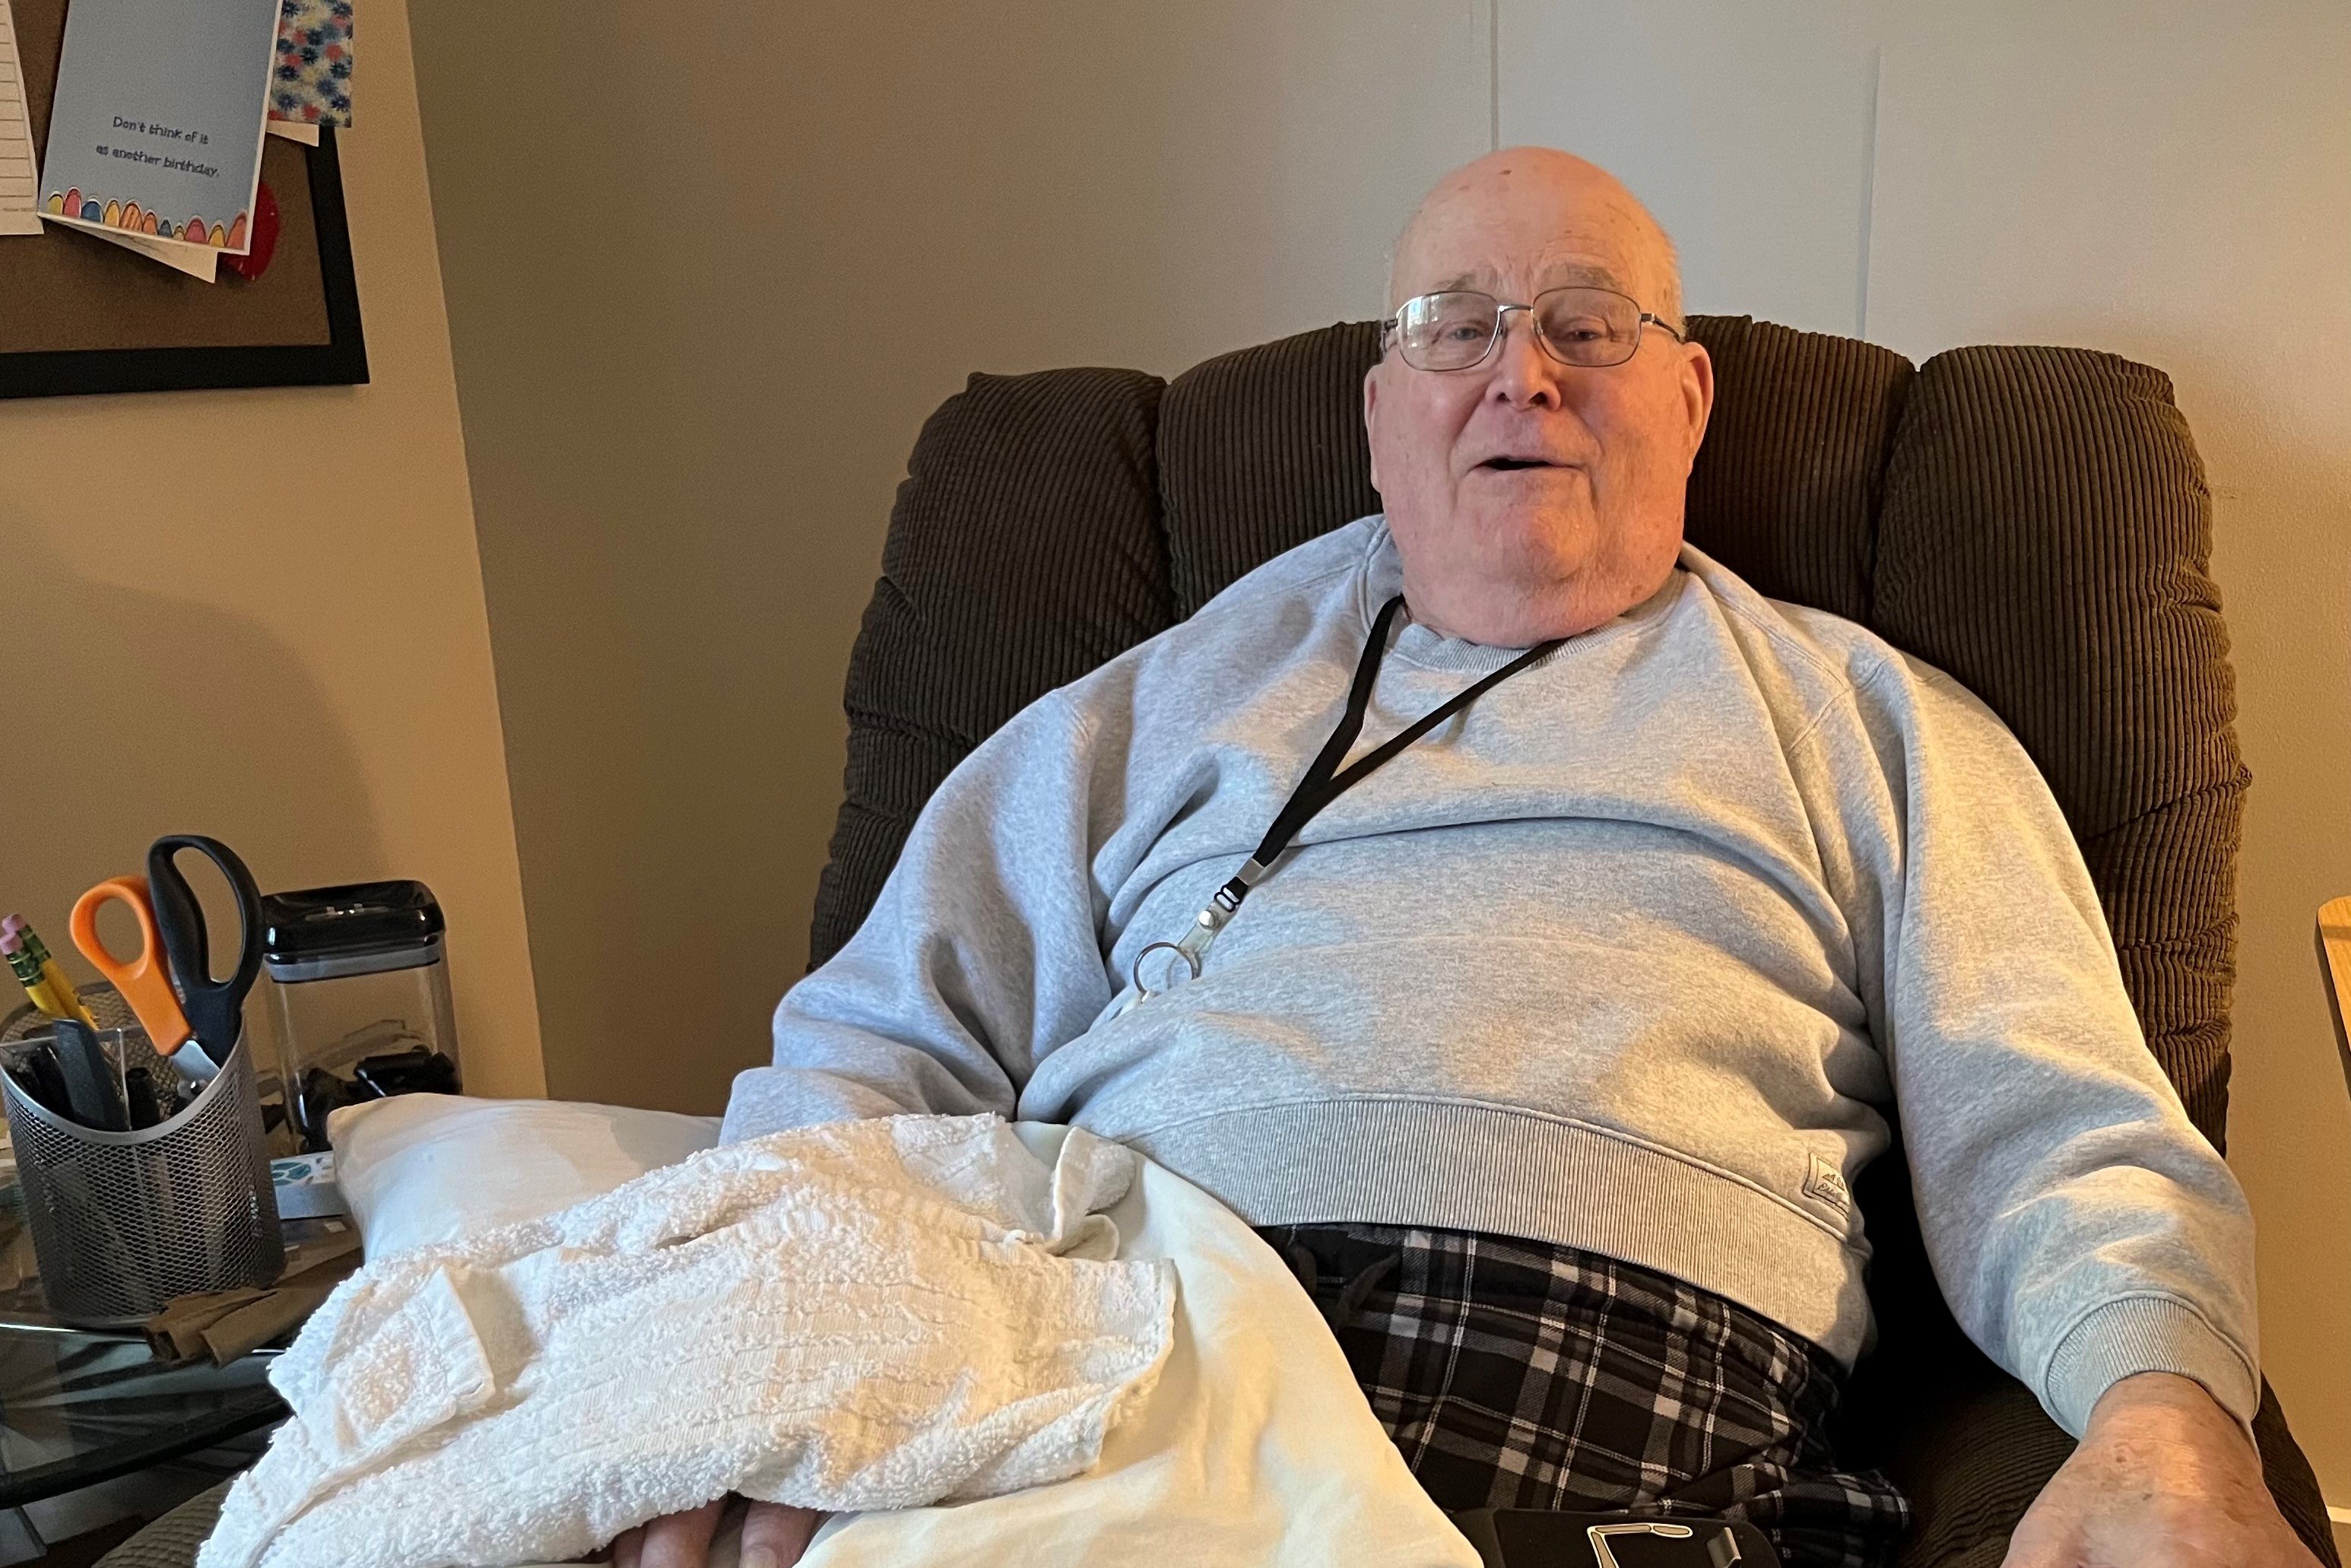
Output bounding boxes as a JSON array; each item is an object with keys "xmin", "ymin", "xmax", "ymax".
[{"xmin": 1381, "ymin": 286, "xmax": 1686, "ymax": 372}]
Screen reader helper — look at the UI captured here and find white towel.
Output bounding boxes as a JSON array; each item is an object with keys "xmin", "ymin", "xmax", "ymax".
[
  {"xmin": 198, "ymin": 1115, "xmax": 1176, "ymax": 1568},
  {"xmin": 794, "ymin": 1125, "xmax": 1483, "ymax": 1568}
]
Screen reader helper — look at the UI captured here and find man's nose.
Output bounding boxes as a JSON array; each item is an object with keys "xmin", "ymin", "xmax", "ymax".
[{"xmin": 1486, "ymin": 310, "xmax": 1566, "ymax": 410}]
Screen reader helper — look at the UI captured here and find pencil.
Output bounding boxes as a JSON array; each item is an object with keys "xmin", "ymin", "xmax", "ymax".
[{"xmin": 1, "ymin": 915, "xmax": 100, "ymax": 1030}]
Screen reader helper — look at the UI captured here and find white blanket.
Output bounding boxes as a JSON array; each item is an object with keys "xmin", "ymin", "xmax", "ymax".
[
  {"xmin": 263, "ymin": 1100, "xmax": 1483, "ymax": 1568},
  {"xmin": 797, "ymin": 1123, "xmax": 1481, "ymax": 1568},
  {"xmin": 200, "ymin": 1115, "xmax": 1176, "ymax": 1568}
]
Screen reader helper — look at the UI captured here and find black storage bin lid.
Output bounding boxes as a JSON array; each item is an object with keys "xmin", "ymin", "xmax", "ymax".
[{"xmin": 262, "ymin": 881, "xmax": 444, "ymax": 979}]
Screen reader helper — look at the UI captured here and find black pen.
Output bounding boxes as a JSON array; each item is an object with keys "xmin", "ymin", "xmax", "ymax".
[
  {"xmin": 125, "ymin": 1067, "xmax": 162, "ymax": 1129},
  {"xmin": 51, "ymin": 1020, "xmax": 131, "ymax": 1131},
  {"xmin": 7, "ymin": 1048, "xmax": 73, "ymax": 1120}
]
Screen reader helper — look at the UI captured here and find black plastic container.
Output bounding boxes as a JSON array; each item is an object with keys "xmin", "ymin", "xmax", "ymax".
[{"xmin": 262, "ymin": 881, "xmax": 462, "ymax": 1150}]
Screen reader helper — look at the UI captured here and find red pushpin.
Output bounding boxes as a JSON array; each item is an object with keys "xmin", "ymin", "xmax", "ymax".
[{"xmin": 225, "ymin": 181, "xmax": 282, "ymax": 281}]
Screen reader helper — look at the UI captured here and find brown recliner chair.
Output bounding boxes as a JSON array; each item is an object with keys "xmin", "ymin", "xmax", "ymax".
[
  {"xmin": 808, "ymin": 316, "xmax": 2341, "ymax": 1567},
  {"xmin": 98, "ymin": 319, "xmax": 2337, "ymax": 1568}
]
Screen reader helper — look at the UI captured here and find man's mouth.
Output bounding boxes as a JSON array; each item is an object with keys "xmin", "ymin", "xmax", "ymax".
[{"xmin": 1478, "ymin": 456, "xmax": 1569, "ymax": 471}]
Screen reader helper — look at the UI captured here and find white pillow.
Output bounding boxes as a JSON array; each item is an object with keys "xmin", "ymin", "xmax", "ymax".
[{"xmin": 328, "ymin": 1093, "xmax": 721, "ymax": 1258}]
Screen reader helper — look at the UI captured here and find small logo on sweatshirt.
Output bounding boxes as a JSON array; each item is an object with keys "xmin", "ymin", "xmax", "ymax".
[{"xmin": 1804, "ymin": 1153, "xmax": 1851, "ymax": 1216}]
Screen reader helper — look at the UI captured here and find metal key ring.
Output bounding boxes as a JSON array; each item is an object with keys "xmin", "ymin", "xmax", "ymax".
[
  {"xmin": 1587, "ymin": 1522, "xmax": 1696, "ymax": 1568},
  {"xmin": 1129, "ymin": 940, "xmax": 1201, "ymax": 1000}
]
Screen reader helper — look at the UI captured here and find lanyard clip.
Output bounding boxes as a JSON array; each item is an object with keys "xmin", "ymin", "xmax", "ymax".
[
  {"xmin": 1125, "ymin": 856, "xmax": 1272, "ymax": 1011},
  {"xmin": 1219, "ymin": 857, "xmax": 1273, "ymax": 908}
]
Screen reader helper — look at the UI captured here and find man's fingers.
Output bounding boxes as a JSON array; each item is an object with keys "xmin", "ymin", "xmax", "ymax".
[
  {"xmin": 634, "ymin": 1499, "xmax": 728, "ymax": 1568},
  {"xmin": 611, "ymin": 1525, "xmax": 643, "ymax": 1568},
  {"xmin": 738, "ymin": 1502, "xmax": 824, "ymax": 1568}
]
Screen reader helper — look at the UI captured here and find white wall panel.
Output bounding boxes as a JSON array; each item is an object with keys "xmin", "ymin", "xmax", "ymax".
[{"xmin": 1497, "ymin": 1, "xmax": 1880, "ymax": 333}]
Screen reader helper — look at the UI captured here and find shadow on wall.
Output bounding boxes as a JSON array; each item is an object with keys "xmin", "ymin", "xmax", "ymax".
[{"xmin": 0, "ymin": 507, "xmax": 383, "ymax": 953}]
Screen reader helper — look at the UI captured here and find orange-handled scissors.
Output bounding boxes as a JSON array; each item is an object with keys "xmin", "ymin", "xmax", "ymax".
[{"xmin": 69, "ymin": 876, "xmax": 194, "ymax": 1054}]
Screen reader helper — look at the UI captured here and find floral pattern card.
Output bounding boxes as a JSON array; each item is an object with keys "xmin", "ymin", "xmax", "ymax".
[
  {"xmin": 269, "ymin": 0, "xmax": 352, "ymax": 129},
  {"xmin": 39, "ymin": 0, "xmax": 279, "ymax": 255}
]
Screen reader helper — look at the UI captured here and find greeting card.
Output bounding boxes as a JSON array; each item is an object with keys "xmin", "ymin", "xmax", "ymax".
[{"xmin": 39, "ymin": 0, "xmax": 280, "ymax": 255}]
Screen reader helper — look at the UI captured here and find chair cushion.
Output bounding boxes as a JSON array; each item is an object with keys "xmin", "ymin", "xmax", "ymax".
[
  {"xmin": 1157, "ymin": 321, "xmax": 1385, "ymax": 618},
  {"xmin": 1873, "ymin": 347, "xmax": 2246, "ymax": 1146},
  {"xmin": 811, "ymin": 367, "xmax": 1173, "ymax": 966},
  {"xmin": 1152, "ymin": 315, "xmax": 1914, "ymax": 625},
  {"xmin": 817, "ymin": 328, "xmax": 2250, "ymax": 1141},
  {"xmin": 1682, "ymin": 315, "xmax": 1912, "ymax": 624},
  {"xmin": 94, "ymin": 1480, "xmax": 231, "ymax": 1568}
]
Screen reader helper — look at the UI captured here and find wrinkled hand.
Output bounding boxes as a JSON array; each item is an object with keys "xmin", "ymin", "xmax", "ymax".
[
  {"xmin": 608, "ymin": 1498, "xmax": 823, "ymax": 1568},
  {"xmin": 2004, "ymin": 1373, "xmax": 2320, "ymax": 1568}
]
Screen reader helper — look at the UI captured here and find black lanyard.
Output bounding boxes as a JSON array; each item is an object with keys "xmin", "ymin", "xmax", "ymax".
[{"xmin": 1128, "ymin": 593, "xmax": 1565, "ymax": 1000}]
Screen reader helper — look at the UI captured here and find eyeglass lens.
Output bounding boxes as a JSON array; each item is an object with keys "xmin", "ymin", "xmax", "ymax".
[{"xmin": 1395, "ymin": 288, "xmax": 1646, "ymax": 370}]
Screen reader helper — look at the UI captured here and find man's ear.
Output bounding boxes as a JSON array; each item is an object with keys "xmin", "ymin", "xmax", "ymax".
[
  {"xmin": 1680, "ymin": 341, "xmax": 1715, "ymax": 466},
  {"xmin": 1363, "ymin": 363, "xmax": 1384, "ymax": 494}
]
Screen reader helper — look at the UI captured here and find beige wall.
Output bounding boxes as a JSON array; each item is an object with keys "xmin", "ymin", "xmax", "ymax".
[
  {"xmin": 0, "ymin": 0, "xmax": 543, "ymax": 1099},
  {"xmin": 403, "ymin": 1, "xmax": 1490, "ymax": 1116},
  {"xmin": 406, "ymin": 0, "xmax": 2346, "ymax": 1503}
]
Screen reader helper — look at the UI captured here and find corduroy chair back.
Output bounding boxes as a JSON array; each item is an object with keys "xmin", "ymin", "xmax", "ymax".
[
  {"xmin": 807, "ymin": 319, "xmax": 2335, "ymax": 1568},
  {"xmin": 818, "ymin": 316, "xmax": 2245, "ymax": 1138}
]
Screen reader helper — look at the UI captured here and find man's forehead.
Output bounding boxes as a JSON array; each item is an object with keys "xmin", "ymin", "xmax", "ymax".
[
  {"xmin": 1417, "ymin": 259, "xmax": 1634, "ymax": 298},
  {"xmin": 1386, "ymin": 151, "xmax": 1677, "ymax": 311}
]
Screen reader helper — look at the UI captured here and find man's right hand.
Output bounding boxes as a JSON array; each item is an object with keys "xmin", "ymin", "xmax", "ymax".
[
  {"xmin": 608, "ymin": 1498, "xmax": 823, "ymax": 1568},
  {"xmin": 2002, "ymin": 1373, "xmax": 2318, "ymax": 1568}
]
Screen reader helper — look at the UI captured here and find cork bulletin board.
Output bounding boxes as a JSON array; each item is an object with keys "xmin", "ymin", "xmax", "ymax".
[{"xmin": 0, "ymin": 0, "xmax": 365, "ymax": 398}]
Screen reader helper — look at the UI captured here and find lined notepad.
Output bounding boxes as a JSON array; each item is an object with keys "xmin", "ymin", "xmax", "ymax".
[{"xmin": 0, "ymin": 0, "xmax": 36, "ymax": 236}]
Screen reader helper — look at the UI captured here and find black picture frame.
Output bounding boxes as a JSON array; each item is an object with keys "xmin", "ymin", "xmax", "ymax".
[{"xmin": 0, "ymin": 129, "xmax": 369, "ymax": 401}]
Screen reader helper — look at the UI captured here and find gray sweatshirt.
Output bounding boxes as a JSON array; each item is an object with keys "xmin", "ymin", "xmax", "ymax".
[{"xmin": 725, "ymin": 516, "xmax": 2258, "ymax": 1438}]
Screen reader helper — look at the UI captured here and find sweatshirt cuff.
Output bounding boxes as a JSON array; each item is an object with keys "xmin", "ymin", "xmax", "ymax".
[{"xmin": 2040, "ymin": 1295, "xmax": 2259, "ymax": 1439}]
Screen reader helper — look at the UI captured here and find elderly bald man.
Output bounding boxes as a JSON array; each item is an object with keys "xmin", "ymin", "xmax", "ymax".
[{"xmin": 621, "ymin": 150, "xmax": 2314, "ymax": 1568}]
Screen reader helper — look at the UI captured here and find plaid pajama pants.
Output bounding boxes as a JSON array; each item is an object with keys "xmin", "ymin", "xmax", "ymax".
[{"xmin": 1260, "ymin": 1223, "xmax": 1910, "ymax": 1568}]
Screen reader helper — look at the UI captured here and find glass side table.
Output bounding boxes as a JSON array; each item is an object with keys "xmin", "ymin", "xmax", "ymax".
[
  {"xmin": 0, "ymin": 1319, "xmax": 281, "ymax": 1511},
  {"xmin": 0, "ymin": 995, "xmax": 351, "ymax": 1554},
  {"xmin": 0, "ymin": 1202, "xmax": 352, "ymax": 1554}
]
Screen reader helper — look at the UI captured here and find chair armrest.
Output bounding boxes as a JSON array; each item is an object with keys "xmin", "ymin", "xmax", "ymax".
[
  {"xmin": 1864, "ymin": 1364, "xmax": 2340, "ymax": 1568},
  {"xmin": 1839, "ymin": 1137, "xmax": 2343, "ymax": 1567},
  {"xmin": 1875, "ymin": 1354, "xmax": 2070, "ymax": 1568}
]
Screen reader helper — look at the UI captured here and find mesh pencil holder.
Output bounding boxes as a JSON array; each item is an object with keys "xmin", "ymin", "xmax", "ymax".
[{"xmin": 0, "ymin": 1025, "xmax": 283, "ymax": 1327}]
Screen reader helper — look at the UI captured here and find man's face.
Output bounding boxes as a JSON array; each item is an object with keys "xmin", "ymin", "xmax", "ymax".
[{"xmin": 1365, "ymin": 162, "xmax": 1714, "ymax": 644}]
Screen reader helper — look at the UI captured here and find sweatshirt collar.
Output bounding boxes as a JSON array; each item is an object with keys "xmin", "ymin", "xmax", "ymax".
[{"xmin": 1359, "ymin": 516, "xmax": 1689, "ymax": 676}]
